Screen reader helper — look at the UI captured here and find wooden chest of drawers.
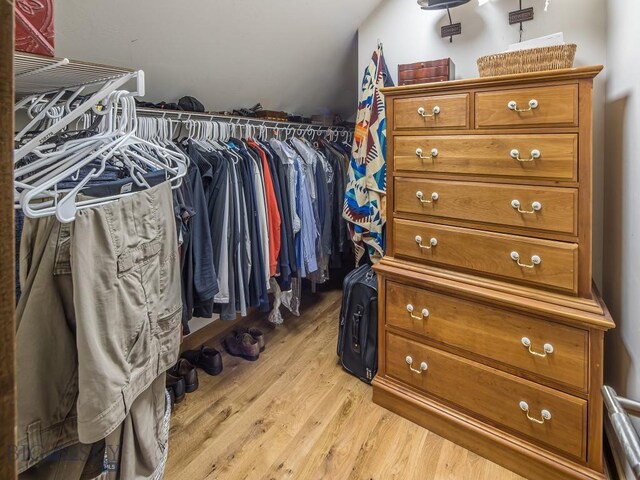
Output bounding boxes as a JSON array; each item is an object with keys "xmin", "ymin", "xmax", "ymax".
[{"xmin": 373, "ymin": 67, "xmax": 615, "ymax": 480}]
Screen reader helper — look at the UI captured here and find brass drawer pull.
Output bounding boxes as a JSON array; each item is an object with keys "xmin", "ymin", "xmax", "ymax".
[
  {"xmin": 406, "ymin": 355, "xmax": 428, "ymax": 374},
  {"xmin": 416, "ymin": 147, "xmax": 439, "ymax": 160},
  {"xmin": 415, "ymin": 235, "xmax": 438, "ymax": 250},
  {"xmin": 511, "ymin": 199, "xmax": 542, "ymax": 214},
  {"xmin": 510, "ymin": 148, "xmax": 541, "ymax": 162},
  {"xmin": 508, "ymin": 99, "xmax": 539, "ymax": 112},
  {"xmin": 521, "ymin": 337, "xmax": 554, "ymax": 357},
  {"xmin": 510, "ymin": 251, "xmax": 541, "ymax": 268},
  {"xmin": 519, "ymin": 401, "xmax": 552, "ymax": 424},
  {"xmin": 406, "ymin": 304, "xmax": 430, "ymax": 320},
  {"xmin": 416, "ymin": 191, "xmax": 439, "ymax": 204},
  {"xmin": 417, "ymin": 106, "xmax": 440, "ymax": 118}
]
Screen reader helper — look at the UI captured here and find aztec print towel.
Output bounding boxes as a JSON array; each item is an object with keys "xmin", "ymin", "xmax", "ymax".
[{"xmin": 343, "ymin": 44, "xmax": 393, "ymax": 265}]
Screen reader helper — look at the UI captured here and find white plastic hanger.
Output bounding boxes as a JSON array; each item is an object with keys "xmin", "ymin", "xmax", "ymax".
[{"xmin": 17, "ymin": 92, "xmax": 187, "ymax": 222}]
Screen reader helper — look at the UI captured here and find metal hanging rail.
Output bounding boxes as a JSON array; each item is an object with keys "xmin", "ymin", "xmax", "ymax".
[
  {"xmin": 602, "ymin": 385, "xmax": 640, "ymax": 479},
  {"xmin": 135, "ymin": 107, "xmax": 350, "ymax": 134}
]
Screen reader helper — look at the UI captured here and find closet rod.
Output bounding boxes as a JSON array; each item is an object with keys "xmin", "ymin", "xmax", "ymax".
[{"xmin": 136, "ymin": 107, "xmax": 350, "ymax": 132}]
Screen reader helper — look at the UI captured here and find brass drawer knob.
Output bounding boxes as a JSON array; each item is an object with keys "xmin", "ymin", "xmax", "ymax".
[
  {"xmin": 508, "ymin": 99, "xmax": 539, "ymax": 112},
  {"xmin": 510, "ymin": 148, "xmax": 541, "ymax": 162},
  {"xmin": 416, "ymin": 147, "xmax": 439, "ymax": 160},
  {"xmin": 521, "ymin": 337, "xmax": 554, "ymax": 357},
  {"xmin": 416, "ymin": 191, "xmax": 439, "ymax": 204},
  {"xmin": 406, "ymin": 355, "xmax": 428, "ymax": 374},
  {"xmin": 510, "ymin": 251, "xmax": 541, "ymax": 268},
  {"xmin": 519, "ymin": 401, "xmax": 552, "ymax": 424},
  {"xmin": 415, "ymin": 235, "xmax": 438, "ymax": 250},
  {"xmin": 511, "ymin": 199, "xmax": 542, "ymax": 214},
  {"xmin": 406, "ymin": 303, "xmax": 430, "ymax": 320},
  {"xmin": 417, "ymin": 106, "xmax": 440, "ymax": 118}
]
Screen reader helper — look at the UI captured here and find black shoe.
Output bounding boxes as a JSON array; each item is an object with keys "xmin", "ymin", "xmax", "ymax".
[
  {"xmin": 181, "ymin": 346, "xmax": 223, "ymax": 376},
  {"xmin": 166, "ymin": 372, "xmax": 186, "ymax": 404},
  {"xmin": 168, "ymin": 358, "xmax": 199, "ymax": 393}
]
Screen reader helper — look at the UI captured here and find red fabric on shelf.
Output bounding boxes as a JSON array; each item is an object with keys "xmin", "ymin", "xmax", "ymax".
[{"xmin": 15, "ymin": 0, "xmax": 54, "ymax": 57}]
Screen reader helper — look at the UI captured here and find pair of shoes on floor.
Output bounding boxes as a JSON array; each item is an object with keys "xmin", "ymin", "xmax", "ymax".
[
  {"xmin": 166, "ymin": 358, "xmax": 198, "ymax": 406},
  {"xmin": 224, "ymin": 327, "xmax": 265, "ymax": 362},
  {"xmin": 181, "ymin": 345, "xmax": 223, "ymax": 376}
]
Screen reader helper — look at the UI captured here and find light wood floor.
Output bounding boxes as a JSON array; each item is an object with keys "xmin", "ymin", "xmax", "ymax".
[{"xmin": 166, "ymin": 289, "xmax": 523, "ymax": 480}]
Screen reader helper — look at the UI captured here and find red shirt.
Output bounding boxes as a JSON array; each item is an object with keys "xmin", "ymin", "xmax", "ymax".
[{"xmin": 249, "ymin": 140, "xmax": 281, "ymax": 277}]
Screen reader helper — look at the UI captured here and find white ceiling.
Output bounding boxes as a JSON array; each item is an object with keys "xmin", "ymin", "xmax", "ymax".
[{"xmin": 55, "ymin": 0, "xmax": 383, "ymax": 118}]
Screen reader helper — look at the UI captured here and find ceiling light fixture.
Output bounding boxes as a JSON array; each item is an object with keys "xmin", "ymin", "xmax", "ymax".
[{"xmin": 418, "ymin": 0, "xmax": 471, "ymax": 9}]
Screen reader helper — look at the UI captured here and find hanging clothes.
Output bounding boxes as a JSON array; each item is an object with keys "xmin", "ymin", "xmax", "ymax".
[
  {"xmin": 174, "ymin": 144, "xmax": 219, "ymax": 333},
  {"xmin": 12, "ymin": 93, "xmax": 191, "ymax": 480},
  {"xmin": 343, "ymin": 44, "xmax": 394, "ymax": 265},
  {"xmin": 171, "ymin": 126, "xmax": 351, "ymax": 328},
  {"xmin": 16, "ymin": 183, "xmax": 180, "ymax": 478},
  {"xmin": 321, "ymin": 139, "xmax": 351, "ymax": 267}
]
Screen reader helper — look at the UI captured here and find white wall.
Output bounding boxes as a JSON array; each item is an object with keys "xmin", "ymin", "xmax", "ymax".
[
  {"xmin": 358, "ymin": 0, "xmax": 606, "ymax": 82},
  {"xmin": 55, "ymin": 0, "xmax": 382, "ymax": 119},
  {"xmin": 358, "ymin": 0, "xmax": 606, "ymax": 287},
  {"xmin": 604, "ymin": 0, "xmax": 640, "ymax": 430}
]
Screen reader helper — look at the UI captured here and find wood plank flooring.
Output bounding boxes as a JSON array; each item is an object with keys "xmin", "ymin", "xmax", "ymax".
[{"xmin": 166, "ymin": 289, "xmax": 523, "ymax": 480}]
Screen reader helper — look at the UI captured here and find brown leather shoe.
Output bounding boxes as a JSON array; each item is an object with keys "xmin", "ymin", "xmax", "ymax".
[
  {"xmin": 168, "ymin": 358, "xmax": 199, "ymax": 393},
  {"xmin": 224, "ymin": 333, "xmax": 260, "ymax": 361},
  {"xmin": 234, "ymin": 327, "xmax": 265, "ymax": 352}
]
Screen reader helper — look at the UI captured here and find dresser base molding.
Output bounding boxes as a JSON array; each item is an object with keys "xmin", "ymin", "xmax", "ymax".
[{"xmin": 372, "ymin": 376, "xmax": 605, "ymax": 480}]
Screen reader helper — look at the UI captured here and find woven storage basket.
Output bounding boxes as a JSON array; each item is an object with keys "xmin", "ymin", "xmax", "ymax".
[{"xmin": 477, "ymin": 44, "xmax": 576, "ymax": 77}]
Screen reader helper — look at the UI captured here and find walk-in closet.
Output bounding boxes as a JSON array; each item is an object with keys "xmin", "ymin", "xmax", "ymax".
[{"xmin": 1, "ymin": 1, "xmax": 639, "ymax": 479}]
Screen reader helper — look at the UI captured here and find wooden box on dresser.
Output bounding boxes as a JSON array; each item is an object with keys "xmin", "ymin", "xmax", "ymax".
[{"xmin": 372, "ymin": 66, "xmax": 615, "ymax": 480}]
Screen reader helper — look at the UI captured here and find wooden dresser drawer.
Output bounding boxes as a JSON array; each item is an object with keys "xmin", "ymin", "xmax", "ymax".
[
  {"xmin": 475, "ymin": 85, "xmax": 578, "ymax": 128},
  {"xmin": 385, "ymin": 333, "xmax": 587, "ymax": 460},
  {"xmin": 394, "ymin": 94, "xmax": 469, "ymax": 130},
  {"xmin": 385, "ymin": 281, "xmax": 588, "ymax": 390},
  {"xmin": 395, "ymin": 178, "xmax": 578, "ymax": 235},
  {"xmin": 394, "ymin": 134, "xmax": 577, "ymax": 181},
  {"xmin": 393, "ymin": 219, "xmax": 578, "ymax": 293}
]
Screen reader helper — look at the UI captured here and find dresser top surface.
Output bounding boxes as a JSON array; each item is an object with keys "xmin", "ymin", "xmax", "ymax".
[{"xmin": 381, "ymin": 65, "xmax": 603, "ymax": 96}]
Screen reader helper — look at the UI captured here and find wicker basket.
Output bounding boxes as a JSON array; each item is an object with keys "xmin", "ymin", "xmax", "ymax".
[{"xmin": 477, "ymin": 44, "xmax": 577, "ymax": 77}]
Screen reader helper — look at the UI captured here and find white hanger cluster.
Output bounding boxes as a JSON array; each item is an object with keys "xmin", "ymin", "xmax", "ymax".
[
  {"xmin": 273, "ymin": 123, "xmax": 351, "ymax": 143},
  {"xmin": 136, "ymin": 114, "xmax": 354, "ymax": 145},
  {"xmin": 14, "ymin": 90, "xmax": 188, "ymax": 223}
]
